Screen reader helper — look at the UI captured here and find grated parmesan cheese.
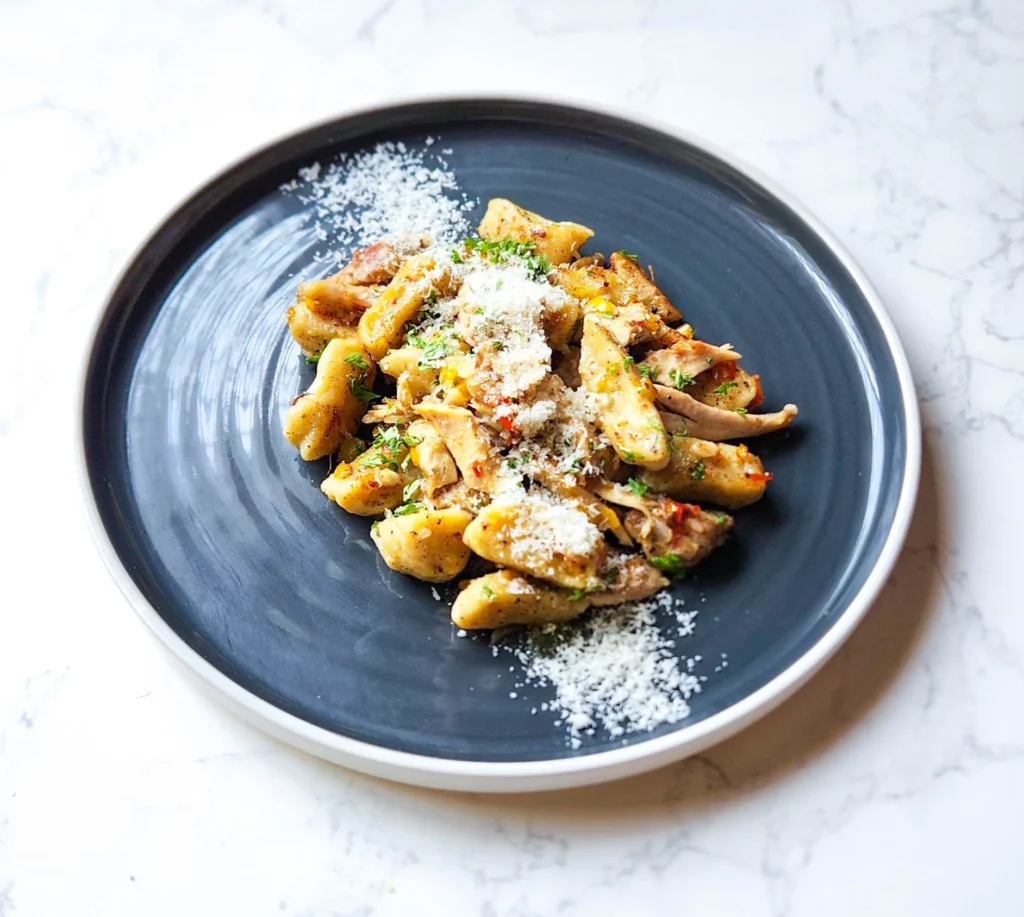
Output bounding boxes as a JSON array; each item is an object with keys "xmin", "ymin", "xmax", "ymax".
[
  {"xmin": 491, "ymin": 489, "xmax": 603, "ymax": 568},
  {"xmin": 280, "ymin": 140, "xmax": 477, "ymax": 262},
  {"xmin": 501, "ymin": 593, "xmax": 703, "ymax": 748},
  {"xmin": 456, "ymin": 265, "xmax": 567, "ymax": 403}
]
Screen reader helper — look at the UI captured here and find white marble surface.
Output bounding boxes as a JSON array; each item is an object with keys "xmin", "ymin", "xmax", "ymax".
[{"xmin": 2, "ymin": 0, "xmax": 1022, "ymax": 912}]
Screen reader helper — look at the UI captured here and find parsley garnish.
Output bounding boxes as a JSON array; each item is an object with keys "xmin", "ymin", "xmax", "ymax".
[
  {"xmin": 402, "ymin": 479, "xmax": 422, "ymax": 502},
  {"xmin": 622, "ymin": 450, "xmax": 640, "ymax": 463},
  {"xmin": 385, "ymin": 500, "xmax": 421, "ymax": 518},
  {"xmin": 349, "ymin": 375, "xmax": 379, "ymax": 402},
  {"xmin": 626, "ymin": 477, "xmax": 650, "ymax": 497},
  {"xmin": 482, "ymin": 584, "xmax": 495, "ymax": 599},
  {"xmin": 622, "ymin": 355, "xmax": 636, "ymax": 371},
  {"xmin": 418, "ymin": 335, "xmax": 449, "ymax": 368},
  {"xmin": 362, "ymin": 452, "xmax": 399, "ymax": 472},
  {"xmin": 690, "ymin": 460, "xmax": 706, "ymax": 481},
  {"xmin": 615, "ymin": 250, "xmax": 639, "ymax": 260},
  {"xmin": 306, "ymin": 339, "xmax": 329, "ymax": 365},
  {"xmin": 461, "ymin": 236, "xmax": 552, "ymax": 280},
  {"xmin": 714, "ymin": 512, "xmax": 729, "ymax": 524},
  {"xmin": 373, "ymin": 425, "xmax": 423, "ymax": 451},
  {"xmin": 567, "ymin": 588, "xmax": 587, "ymax": 601},
  {"xmin": 495, "ymin": 279, "xmax": 504, "ymax": 290},
  {"xmin": 669, "ymin": 370, "xmax": 695, "ymax": 390},
  {"xmin": 344, "ymin": 352, "xmax": 369, "ymax": 371},
  {"xmin": 734, "ymin": 407, "xmax": 748, "ymax": 415},
  {"xmin": 492, "ymin": 340, "xmax": 504, "ymax": 350},
  {"xmin": 713, "ymin": 380, "xmax": 739, "ymax": 394},
  {"xmin": 450, "ymin": 248, "xmax": 464, "ymax": 264},
  {"xmin": 638, "ymin": 363, "xmax": 657, "ymax": 381},
  {"xmin": 651, "ymin": 553, "xmax": 687, "ymax": 578}
]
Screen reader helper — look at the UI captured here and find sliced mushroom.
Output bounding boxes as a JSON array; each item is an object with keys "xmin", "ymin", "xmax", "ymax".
[
  {"xmin": 415, "ymin": 401, "xmax": 503, "ymax": 492},
  {"xmin": 655, "ymin": 386, "xmax": 798, "ymax": 441},
  {"xmin": 588, "ymin": 553, "xmax": 668, "ymax": 606},
  {"xmin": 594, "ymin": 482, "xmax": 732, "ymax": 569},
  {"xmin": 337, "ymin": 240, "xmax": 404, "ymax": 286},
  {"xmin": 641, "ymin": 339, "xmax": 741, "ymax": 382},
  {"xmin": 299, "ymin": 278, "xmax": 382, "ymax": 320}
]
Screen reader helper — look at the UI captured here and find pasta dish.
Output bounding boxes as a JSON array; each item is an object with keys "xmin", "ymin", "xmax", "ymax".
[{"xmin": 282, "ymin": 198, "xmax": 798, "ymax": 629}]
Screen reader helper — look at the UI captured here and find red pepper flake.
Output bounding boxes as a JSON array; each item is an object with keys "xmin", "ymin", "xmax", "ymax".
[
  {"xmin": 367, "ymin": 480, "xmax": 380, "ymax": 489},
  {"xmin": 750, "ymin": 373, "xmax": 764, "ymax": 409},
  {"xmin": 498, "ymin": 415, "xmax": 518, "ymax": 434},
  {"xmin": 670, "ymin": 501, "xmax": 702, "ymax": 525},
  {"xmin": 471, "ymin": 460, "xmax": 485, "ymax": 477},
  {"xmin": 746, "ymin": 471, "xmax": 773, "ymax": 483}
]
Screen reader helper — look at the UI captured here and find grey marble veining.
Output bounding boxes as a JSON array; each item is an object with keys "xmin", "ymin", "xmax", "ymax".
[{"xmin": 1, "ymin": 0, "xmax": 1021, "ymax": 913}]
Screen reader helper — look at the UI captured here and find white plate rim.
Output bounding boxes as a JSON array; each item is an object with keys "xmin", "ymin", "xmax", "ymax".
[{"xmin": 76, "ymin": 93, "xmax": 922, "ymax": 793}]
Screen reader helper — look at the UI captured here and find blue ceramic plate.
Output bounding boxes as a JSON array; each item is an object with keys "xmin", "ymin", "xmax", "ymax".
[{"xmin": 79, "ymin": 98, "xmax": 919, "ymax": 792}]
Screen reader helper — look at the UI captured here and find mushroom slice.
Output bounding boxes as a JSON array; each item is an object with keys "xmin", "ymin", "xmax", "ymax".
[{"xmin": 655, "ymin": 386, "xmax": 798, "ymax": 441}]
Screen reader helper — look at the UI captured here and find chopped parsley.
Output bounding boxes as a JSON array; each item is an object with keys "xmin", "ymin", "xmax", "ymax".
[
  {"xmin": 734, "ymin": 407, "xmax": 748, "ymax": 415},
  {"xmin": 402, "ymin": 479, "xmax": 422, "ymax": 502},
  {"xmin": 384, "ymin": 501, "xmax": 421, "ymax": 518},
  {"xmin": 482, "ymin": 584, "xmax": 495, "ymax": 599},
  {"xmin": 622, "ymin": 355, "xmax": 636, "ymax": 371},
  {"xmin": 492, "ymin": 340, "xmax": 504, "ymax": 350},
  {"xmin": 626, "ymin": 477, "xmax": 650, "ymax": 497},
  {"xmin": 690, "ymin": 460, "xmax": 706, "ymax": 481},
  {"xmin": 361, "ymin": 452, "xmax": 399, "ymax": 472},
  {"xmin": 450, "ymin": 248, "xmax": 464, "ymax": 264},
  {"xmin": 461, "ymin": 236, "xmax": 552, "ymax": 280},
  {"xmin": 349, "ymin": 375, "xmax": 379, "ymax": 402},
  {"xmin": 714, "ymin": 512, "xmax": 730, "ymax": 524},
  {"xmin": 713, "ymin": 380, "xmax": 739, "ymax": 394},
  {"xmin": 669, "ymin": 370, "xmax": 695, "ymax": 390},
  {"xmin": 344, "ymin": 352, "xmax": 370, "ymax": 370},
  {"xmin": 495, "ymin": 279, "xmax": 504, "ymax": 290},
  {"xmin": 418, "ymin": 335, "xmax": 449, "ymax": 368},
  {"xmin": 622, "ymin": 450, "xmax": 641, "ymax": 463},
  {"xmin": 638, "ymin": 363, "xmax": 657, "ymax": 381},
  {"xmin": 615, "ymin": 249, "xmax": 639, "ymax": 260},
  {"xmin": 306, "ymin": 339, "xmax": 329, "ymax": 365},
  {"xmin": 374, "ymin": 425, "xmax": 423, "ymax": 452},
  {"xmin": 651, "ymin": 552, "xmax": 687, "ymax": 578},
  {"xmin": 567, "ymin": 588, "xmax": 587, "ymax": 601}
]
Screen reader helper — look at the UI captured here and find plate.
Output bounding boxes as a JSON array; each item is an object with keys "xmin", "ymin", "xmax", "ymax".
[{"xmin": 79, "ymin": 97, "xmax": 919, "ymax": 792}]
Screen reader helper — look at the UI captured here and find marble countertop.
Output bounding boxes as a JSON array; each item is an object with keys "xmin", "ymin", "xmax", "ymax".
[{"xmin": 2, "ymin": 0, "xmax": 1022, "ymax": 913}]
